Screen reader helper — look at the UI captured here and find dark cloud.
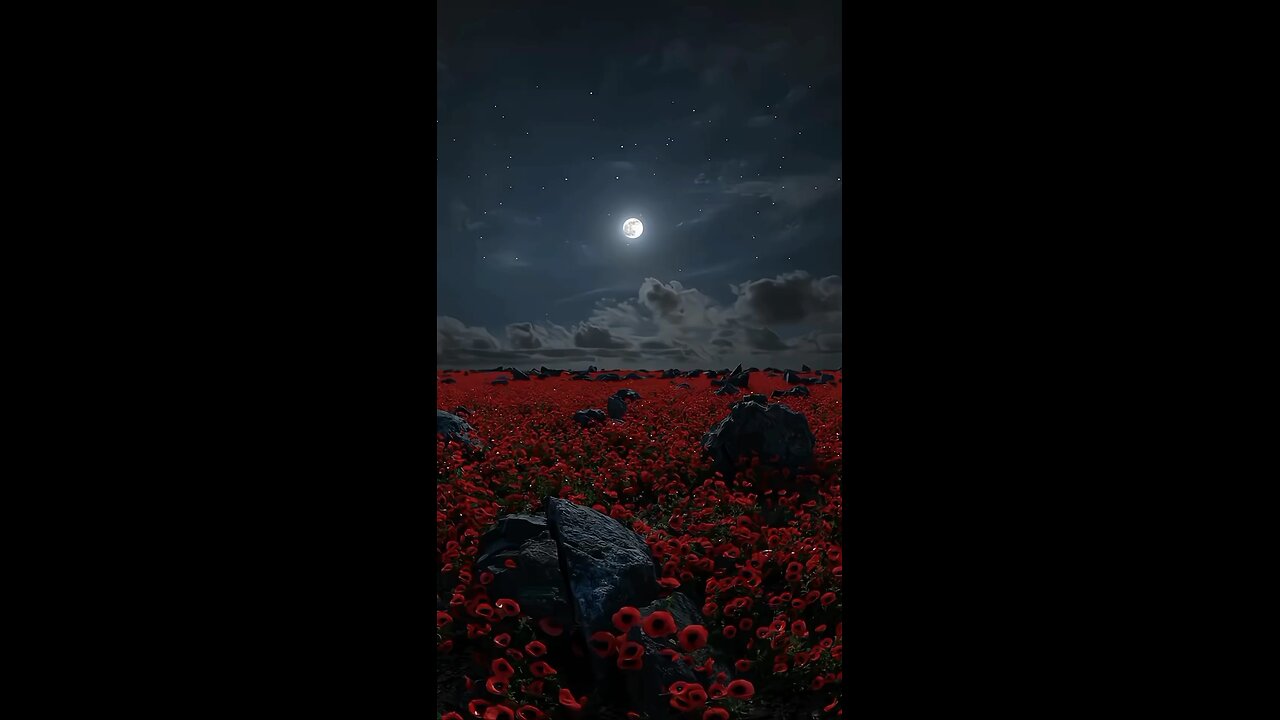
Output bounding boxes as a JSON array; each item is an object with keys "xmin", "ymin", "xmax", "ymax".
[
  {"xmin": 732, "ymin": 271, "xmax": 842, "ymax": 327},
  {"xmin": 573, "ymin": 323, "xmax": 632, "ymax": 349},
  {"xmin": 745, "ymin": 326, "xmax": 789, "ymax": 351},
  {"xmin": 438, "ymin": 272, "xmax": 842, "ymax": 369}
]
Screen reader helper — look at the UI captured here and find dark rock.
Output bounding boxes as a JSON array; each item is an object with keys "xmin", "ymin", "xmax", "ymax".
[
  {"xmin": 702, "ymin": 401, "xmax": 816, "ymax": 472},
  {"xmin": 607, "ymin": 396, "xmax": 627, "ymax": 419},
  {"xmin": 545, "ymin": 497, "xmax": 658, "ymax": 673},
  {"xmin": 491, "ymin": 377, "xmax": 509, "ymax": 385},
  {"xmin": 436, "ymin": 410, "xmax": 482, "ymax": 449},
  {"xmin": 540, "ymin": 367, "xmax": 565, "ymax": 377},
  {"xmin": 612, "ymin": 389, "xmax": 641, "ymax": 402},
  {"xmin": 596, "ymin": 373, "xmax": 621, "ymax": 382},
  {"xmin": 704, "ymin": 370, "xmax": 719, "ymax": 378},
  {"xmin": 587, "ymin": 365, "xmax": 598, "ymax": 373},
  {"xmin": 747, "ymin": 367, "xmax": 759, "ymax": 373},
  {"xmin": 624, "ymin": 592, "xmax": 728, "ymax": 720},
  {"xmin": 714, "ymin": 383, "xmax": 740, "ymax": 395},
  {"xmin": 574, "ymin": 409, "xmax": 607, "ymax": 426},
  {"xmin": 772, "ymin": 385, "xmax": 811, "ymax": 398},
  {"xmin": 475, "ymin": 514, "xmax": 574, "ymax": 625},
  {"xmin": 674, "ymin": 383, "xmax": 691, "ymax": 389},
  {"xmin": 510, "ymin": 368, "xmax": 531, "ymax": 381},
  {"xmin": 453, "ymin": 406, "xmax": 471, "ymax": 415},
  {"xmin": 784, "ymin": 370, "xmax": 818, "ymax": 385},
  {"xmin": 624, "ymin": 373, "xmax": 644, "ymax": 380},
  {"xmin": 661, "ymin": 369, "xmax": 680, "ymax": 379},
  {"xmin": 741, "ymin": 393, "xmax": 768, "ymax": 404},
  {"xmin": 802, "ymin": 364, "xmax": 812, "ymax": 372},
  {"xmin": 685, "ymin": 369, "xmax": 702, "ymax": 377},
  {"xmin": 440, "ymin": 377, "xmax": 456, "ymax": 384}
]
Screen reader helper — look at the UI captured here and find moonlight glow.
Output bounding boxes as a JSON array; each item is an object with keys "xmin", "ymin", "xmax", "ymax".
[{"xmin": 623, "ymin": 218, "xmax": 643, "ymax": 239}]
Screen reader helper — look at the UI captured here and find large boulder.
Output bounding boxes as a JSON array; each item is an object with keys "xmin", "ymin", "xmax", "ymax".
[
  {"xmin": 544, "ymin": 497, "xmax": 658, "ymax": 655},
  {"xmin": 612, "ymin": 389, "xmax": 641, "ymax": 402},
  {"xmin": 702, "ymin": 401, "xmax": 816, "ymax": 472},
  {"xmin": 623, "ymin": 592, "xmax": 729, "ymax": 720},
  {"xmin": 596, "ymin": 373, "xmax": 621, "ymax": 382},
  {"xmin": 436, "ymin": 410, "xmax": 482, "ymax": 449},
  {"xmin": 714, "ymin": 383, "xmax": 740, "ymax": 396},
  {"xmin": 474, "ymin": 515, "xmax": 574, "ymax": 625}
]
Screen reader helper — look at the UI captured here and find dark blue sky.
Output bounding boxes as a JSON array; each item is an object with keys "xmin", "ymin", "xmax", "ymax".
[{"xmin": 437, "ymin": 1, "xmax": 842, "ymax": 369}]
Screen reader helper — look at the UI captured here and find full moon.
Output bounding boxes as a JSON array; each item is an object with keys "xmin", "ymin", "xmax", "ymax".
[{"xmin": 623, "ymin": 218, "xmax": 643, "ymax": 239}]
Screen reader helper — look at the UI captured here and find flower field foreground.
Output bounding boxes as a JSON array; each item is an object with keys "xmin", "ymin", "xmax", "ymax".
[{"xmin": 437, "ymin": 369, "xmax": 843, "ymax": 720}]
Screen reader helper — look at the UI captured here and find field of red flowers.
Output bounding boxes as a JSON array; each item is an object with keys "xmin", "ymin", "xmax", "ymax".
[{"xmin": 436, "ymin": 370, "xmax": 843, "ymax": 720}]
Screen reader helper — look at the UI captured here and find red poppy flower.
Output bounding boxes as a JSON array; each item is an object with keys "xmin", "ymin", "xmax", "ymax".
[
  {"xmin": 504, "ymin": 558, "xmax": 517, "ymax": 568},
  {"xmin": 704, "ymin": 710, "xmax": 730, "ymax": 720},
  {"xmin": 612, "ymin": 606, "xmax": 642, "ymax": 632},
  {"xmin": 589, "ymin": 631, "xmax": 616, "ymax": 657},
  {"xmin": 524, "ymin": 640, "xmax": 546, "ymax": 657},
  {"xmin": 708, "ymin": 682, "xmax": 726, "ymax": 698},
  {"xmin": 523, "ymin": 680, "xmax": 544, "ymax": 697},
  {"xmin": 738, "ymin": 617, "xmax": 753, "ymax": 631},
  {"xmin": 468, "ymin": 699, "xmax": 491, "ymax": 718},
  {"xmin": 494, "ymin": 598, "xmax": 521, "ymax": 617},
  {"xmin": 475, "ymin": 604, "xmax": 496, "ymax": 620},
  {"xmin": 483, "ymin": 705, "xmax": 515, "ymax": 720},
  {"xmin": 558, "ymin": 688, "xmax": 583, "ymax": 711},
  {"xmin": 493, "ymin": 633, "xmax": 511, "ymax": 647},
  {"xmin": 480, "ymin": 571, "xmax": 495, "ymax": 585},
  {"xmin": 670, "ymin": 681, "xmax": 689, "ymax": 695},
  {"xmin": 506, "ymin": 649, "xmax": 523, "ymax": 661},
  {"xmin": 440, "ymin": 639, "xmax": 453, "ymax": 653},
  {"xmin": 678, "ymin": 624, "xmax": 709, "ymax": 651},
  {"xmin": 485, "ymin": 676, "xmax": 509, "ymax": 695},
  {"xmin": 811, "ymin": 675, "xmax": 826, "ymax": 690},
  {"xmin": 515, "ymin": 707, "xmax": 545, "ymax": 720},
  {"xmin": 538, "ymin": 618, "xmax": 564, "ymax": 637},
  {"xmin": 642, "ymin": 610, "xmax": 676, "ymax": 637},
  {"xmin": 702, "ymin": 602, "xmax": 718, "ymax": 616},
  {"xmin": 491, "ymin": 658, "xmax": 514, "ymax": 678},
  {"xmin": 444, "ymin": 713, "xmax": 463, "ymax": 720},
  {"xmin": 659, "ymin": 577, "xmax": 681, "ymax": 589},
  {"xmin": 824, "ymin": 697, "xmax": 839, "ymax": 712},
  {"xmin": 814, "ymin": 624, "xmax": 828, "ymax": 633},
  {"xmin": 792, "ymin": 620, "xmax": 808, "ymax": 637},
  {"xmin": 735, "ymin": 659, "xmax": 753, "ymax": 671},
  {"xmin": 726, "ymin": 679, "xmax": 755, "ymax": 699},
  {"xmin": 724, "ymin": 624, "xmax": 739, "ymax": 639},
  {"xmin": 529, "ymin": 661, "xmax": 557, "ymax": 677},
  {"xmin": 437, "ymin": 611, "xmax": 453, "ymax": 627}
]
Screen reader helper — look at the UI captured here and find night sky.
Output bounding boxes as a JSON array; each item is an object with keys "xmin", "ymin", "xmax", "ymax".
[{"xmin": 437, "ymin": 1, "xmax": 842, "ymax": 370}]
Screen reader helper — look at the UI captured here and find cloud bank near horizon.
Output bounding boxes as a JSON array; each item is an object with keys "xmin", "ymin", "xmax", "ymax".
[{"xmin": 438, "ymin": 271, "xmax": 842, "ymax": 370}]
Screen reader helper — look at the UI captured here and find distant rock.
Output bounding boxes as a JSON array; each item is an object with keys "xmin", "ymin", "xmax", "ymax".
[
  {"xmin": 491, "ymin": 377, "xmax": 509, "ymax": 385},
  {"xmin": 772, "ymin": 385, "xmax": 811, "ymax": 398},
  {"xmin": 741, "ymin": 393, "xmax": 768, "ymax": 405},
  {"xmin": 511, "ymin": 368, "xmax": 531, "ymax": 381},
  {"xmin": 540, "ymin": 367, "xmax": 565, "ymax": 377},
  {"xmin": 685, "ymin": 369, "xmax": 703, "ymax": 377},
  {"xmin": 702, "ymin": 401, "xmax": 816, "ymax": 472},
  {"xmin": 624, "ymin": 372, "xmax": 644, "ymax": 380},
  {"xmin": 674, "ymin": 382, "xmax": 692, "ymax": 389},
  {"xmin": 784, "ymin": 370, "xmax": 818, "ymax": 385},
  {"xmin": 818, "ymin": 373, "xmax": 835, "ymax": 384},
  {"xmin": 596, "ymin": 373, "xmax": 621, "ymax": 382},
  {"xmin": 439, "ymin": 377, "xmax": 456, "ymax": 384},
  {"xmin": 714, "ymin": 383, "xmax": 740, "ymax": 395},
  {"xmin": 612, "ymin": 389, "xmax": 641, "ymax": 402},
  {"xmin": 607, "ymin": 396, "xmax": 627, "ymax": 419},
  {"xmin": 802, "ymin": 364, "xmax": 812, "ymax": 372},
  {"xmin": 574, "ymin": 408, "xmax": 607, "ymax": 426}
]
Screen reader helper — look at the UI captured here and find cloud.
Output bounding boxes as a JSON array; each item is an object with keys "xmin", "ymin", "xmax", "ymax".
[
  {"xmin": 437, "ymin": 273, "xmax": 843, "ymax": 369},
  {"xmin": 731, "ymin": 271, "xmax": 842, "ymax": 327},
  {"xmin": 438, "ymin": 316, "xmax": 501, "ymax": 357},
  {"xmin": 745, "ymin": 326, "xmax": 790, "ymax": 351},
  {"xmin": 573, "ymin": 323, "xmax": 632, "ymax": 349}
]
